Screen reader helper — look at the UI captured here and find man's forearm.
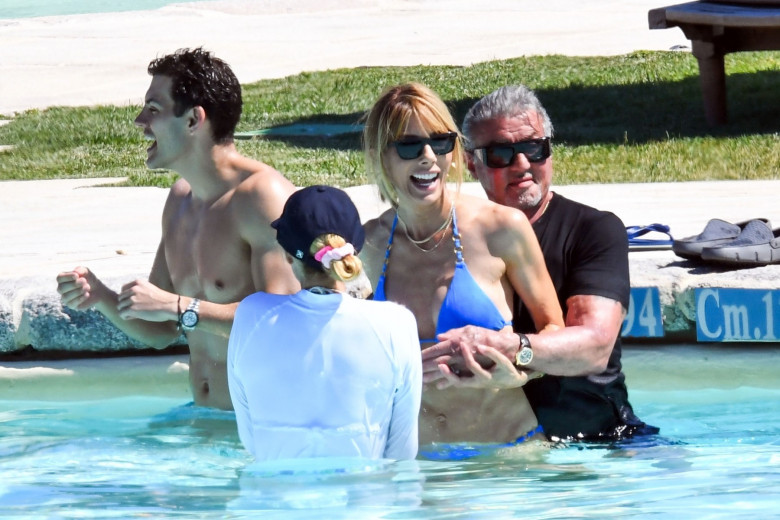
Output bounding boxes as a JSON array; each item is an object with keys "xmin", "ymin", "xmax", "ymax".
[
  {"xmin": 524, "ymin": 326, "xmax": 614, "ymax": 376},
  {"xmin": 94, "ymin": 293, "xmax": 180, "ymax": 349},
  {"xmin": 519, "ymin": 294, "xmax": 624, "ymax": 376},
  {"xmin": 177, "ymin": 297, "xmax": 239, "ymax": 339},
  {"xmin": 426, "ymin": 319, "xmax": 617, "ymax": 383}
]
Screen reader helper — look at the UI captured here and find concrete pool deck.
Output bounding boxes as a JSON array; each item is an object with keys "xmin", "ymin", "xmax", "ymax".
[
  {"xmin": 1, "ymin": 0, "xmax": 778, "ymax": 356},
  {"xmin": 2, "ymin": 176, "xmax": 779, "ymax": 355}
]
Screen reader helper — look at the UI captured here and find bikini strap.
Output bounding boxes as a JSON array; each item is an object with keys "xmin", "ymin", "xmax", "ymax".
[
  {"xmin": 381, "ymin": 213, "xmax": 398, "ymax": 278},
  {"xmin": 451, "ymin": 206, "xmax": 464, "ymax": 264}
]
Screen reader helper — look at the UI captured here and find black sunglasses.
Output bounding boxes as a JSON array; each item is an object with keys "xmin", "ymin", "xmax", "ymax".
[
  {"xmin": 390, "ymin": 132, "xmax": 458, "ymax": 160},
  {"xmin": 474, "ymin": 137, "xmax": 551, "ymax": 168}
]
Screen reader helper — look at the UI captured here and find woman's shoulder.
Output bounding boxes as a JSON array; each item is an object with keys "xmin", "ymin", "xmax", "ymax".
[
  {"xmin": 362, "ymin": 208, "xmax": 396, "ymax": 245},
  {"xmin": 456, "ymin": 192, "xmax": 527, "ymax": 230}
]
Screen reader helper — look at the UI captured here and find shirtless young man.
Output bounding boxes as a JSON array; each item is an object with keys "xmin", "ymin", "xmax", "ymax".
[{"xmin": 56, "ymin": 48, "xmax": 299, "ymax": 410}]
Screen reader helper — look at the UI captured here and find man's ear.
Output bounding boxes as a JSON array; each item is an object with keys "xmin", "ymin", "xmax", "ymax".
[{"xmin": 187, "ymin": 106, "xmax": 207, "ymax": 132}]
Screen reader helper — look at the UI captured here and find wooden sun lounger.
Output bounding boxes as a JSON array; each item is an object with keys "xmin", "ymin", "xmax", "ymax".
[{"xmin": 649, "ymin": 1, "xmax": 780, "ymax": 125}]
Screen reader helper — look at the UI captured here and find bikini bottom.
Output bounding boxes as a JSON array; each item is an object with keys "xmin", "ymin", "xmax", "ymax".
[{"xmin": 418, "ymin": 424, "xmax": 545, "ymax": 461}]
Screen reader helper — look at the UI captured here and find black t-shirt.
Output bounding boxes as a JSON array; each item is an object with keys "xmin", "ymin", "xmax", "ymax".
[{"xmin": 515, "ymin": 193, "xmax": 651, "ymax": 439}]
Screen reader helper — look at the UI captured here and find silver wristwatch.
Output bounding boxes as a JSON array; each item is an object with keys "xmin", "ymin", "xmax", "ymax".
[
  {"xmin": 179, "ymin": 298, "xmax": 200, "ymax": 332},
  {"xmin": 514, "ymin": 333, "xmax": 533, "ymax": 367}
]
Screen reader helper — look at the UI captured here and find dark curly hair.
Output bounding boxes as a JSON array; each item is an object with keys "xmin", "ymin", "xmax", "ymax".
[{"xmin": 148, "ymin": 47, "xmax": 241, "ymax": 143}]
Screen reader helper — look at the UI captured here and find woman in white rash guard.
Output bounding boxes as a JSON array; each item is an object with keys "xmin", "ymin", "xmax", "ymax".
[{"xmin": 227, "ymin": 185, "xmax": 422, "ymax": 462}]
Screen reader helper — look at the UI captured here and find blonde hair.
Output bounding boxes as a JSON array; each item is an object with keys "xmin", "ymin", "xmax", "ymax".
[
  {"xmin": 310, "ymin": 234, "xmax": 363, "ymax": 282},
  {"xmin": 362, "ymin": 82, "xmax": 464, "ymax": 207}
]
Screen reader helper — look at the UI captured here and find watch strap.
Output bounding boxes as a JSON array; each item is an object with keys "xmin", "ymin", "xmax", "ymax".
[
  {"xmin": 176, "ymin": 294, "xmax": 182, "ymax": 331},
  {"xmin": 187, "ymin": 298, "xmax": 200, "ymax": 313}
]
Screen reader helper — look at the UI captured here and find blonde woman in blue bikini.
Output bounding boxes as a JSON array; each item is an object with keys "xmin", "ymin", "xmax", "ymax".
[{"xmin": 361, "ymin": 83, "xmax": 564, "ymax": 456}]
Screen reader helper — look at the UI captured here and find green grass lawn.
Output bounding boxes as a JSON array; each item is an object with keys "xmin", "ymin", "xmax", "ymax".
[{"xmin": 1, "ymin": 51, "xmax": 778, "ymax": 188}]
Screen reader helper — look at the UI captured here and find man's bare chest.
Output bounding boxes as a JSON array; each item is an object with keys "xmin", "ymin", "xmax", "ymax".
[{"xmin": 164, "ymin": 209, "xmax": 251, "ymax": 301}]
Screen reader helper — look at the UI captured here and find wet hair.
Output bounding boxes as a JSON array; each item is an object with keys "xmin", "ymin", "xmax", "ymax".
[
  {"xmin": 362, "ymin": 83, "xmax": 464, "ymax": 207},
  {"xmin": 309, "ymin": 234, "xmax": 363, "ymax": 282},
  {"xmin": 147, "ymin": 47, "xmax": 241, "ymax": 143},
  {"xmin": 461, "ymin": 85, "xmax": 554, "ymax": 150}
]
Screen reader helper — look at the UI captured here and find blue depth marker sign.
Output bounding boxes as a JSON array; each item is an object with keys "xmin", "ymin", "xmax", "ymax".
[
  {"xmin": 695, "ymin": 288, "xmax": 780, "ymax": 342},
  {"xmin": 622, "ymin": 287, "xmax": 664, "ymax": 338}
]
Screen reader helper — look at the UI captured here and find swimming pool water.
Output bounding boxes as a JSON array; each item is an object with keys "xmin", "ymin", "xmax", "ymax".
[
  {"xmin": 0, "ymin": 0, "xmax": 203, "ymax": 19},
  {"xmin": 1, "ymin": 347, "xmax": 778, "ymax": 518}
]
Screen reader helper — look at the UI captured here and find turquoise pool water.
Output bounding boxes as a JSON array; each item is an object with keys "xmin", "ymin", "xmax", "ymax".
[
  {"xmin": 1, "ymin": 346, "xmax": 778, "ymax": 518},
  {"xmin": 0, "ymin": 0, "xmax": 203, "ymax": 19}
]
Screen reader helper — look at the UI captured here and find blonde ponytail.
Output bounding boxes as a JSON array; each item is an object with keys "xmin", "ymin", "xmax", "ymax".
[{"xmin": 310, "ymin": 234, "xmax": 363, "ymax": 282}]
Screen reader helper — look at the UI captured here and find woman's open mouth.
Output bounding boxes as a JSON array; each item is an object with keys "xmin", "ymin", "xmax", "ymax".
[{"xmin": 411, "ymin": 172, "xmax": 439, "ymax": 188}]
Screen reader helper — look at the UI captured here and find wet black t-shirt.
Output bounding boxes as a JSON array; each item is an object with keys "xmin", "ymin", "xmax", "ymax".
[{"xmin": 515, "ymin": 193, "xmax": 655, "ymax": 439}]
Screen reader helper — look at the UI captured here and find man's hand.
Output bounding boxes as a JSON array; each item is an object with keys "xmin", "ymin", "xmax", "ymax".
[
  {"xmin": 422, "ymin": 325, "xmax": 519, "ymax": 370},
  {"xmin": 117, "ymin": 279, "xmax": 178, "ymax": 322},
  {"xmin": 436, "ymin": 344, "xmax": 543, "ymax": 389},
  {"xmin": 56, "ymin": 266, "xmax": 109, "ymax": 311},
  {"xmin": 421, "ymin": 325, "xmax": 543, "ymax": 389}
]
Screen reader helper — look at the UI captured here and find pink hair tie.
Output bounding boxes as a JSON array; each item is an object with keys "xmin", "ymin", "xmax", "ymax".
[
  {"xmin": 316, "ymin": 244, "xmax": 355, "ymax": 269},
  {"xmin": 314, "ymin": 246, "xmax": 333, "ymax": 262}
]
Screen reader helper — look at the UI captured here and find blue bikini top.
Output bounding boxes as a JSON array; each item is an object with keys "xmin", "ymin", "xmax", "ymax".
[{"xmin": 373, "ymin": 207, "xmax": 511, "ymax": 342}]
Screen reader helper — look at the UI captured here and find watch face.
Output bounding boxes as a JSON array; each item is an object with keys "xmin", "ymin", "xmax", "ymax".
[
  {"xmin": 181, "ymin": 310, "xmax": 198, "ymax": 328},
  {"xmin": 517, "ymin": 347, "xmax": 533, "ymax": 366}
]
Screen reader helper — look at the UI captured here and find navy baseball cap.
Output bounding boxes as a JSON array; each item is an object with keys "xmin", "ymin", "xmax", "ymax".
[{"xmin": 272, "ymin": 185, "xmax": 365, "ymax": 268}]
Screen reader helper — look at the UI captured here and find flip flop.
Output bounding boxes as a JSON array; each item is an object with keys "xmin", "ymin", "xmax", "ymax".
[
  {"xmin": 672, "ymin": 218, "xmax": 772, "ymax": 260},
  {"xmin": 700, "ymin": 220, "xmax": 780, "ymax": 266},
  {"xmin": 626, "ymin": 223, "xmax": 674, "ymax": 251}
]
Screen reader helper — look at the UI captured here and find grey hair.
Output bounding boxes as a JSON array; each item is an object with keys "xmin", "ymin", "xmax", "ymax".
[{"xmin": 462, "ymin": 85, "xmax": 554, "ymax": 149}]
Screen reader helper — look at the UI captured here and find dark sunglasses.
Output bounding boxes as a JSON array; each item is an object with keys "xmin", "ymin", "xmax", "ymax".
[
  {"xmin": 474, "ymin": 137, "xmax": 551, "ymax": 168},
  {"xmin": 390, "ymin": 132, "xmax": 458, "ymax": 160}
]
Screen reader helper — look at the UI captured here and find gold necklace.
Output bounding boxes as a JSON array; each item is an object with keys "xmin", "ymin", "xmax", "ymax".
[
  {"xmin": 410, "ymin": 224, "xmax": 451, "ymax": 253},
  {"xmin": 399, "ymin": 203, "xmax": 454, "ymax": 253},
  {"xmin": 399, "ymin": 201, "xmax": 454, "ymax": 244}
]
